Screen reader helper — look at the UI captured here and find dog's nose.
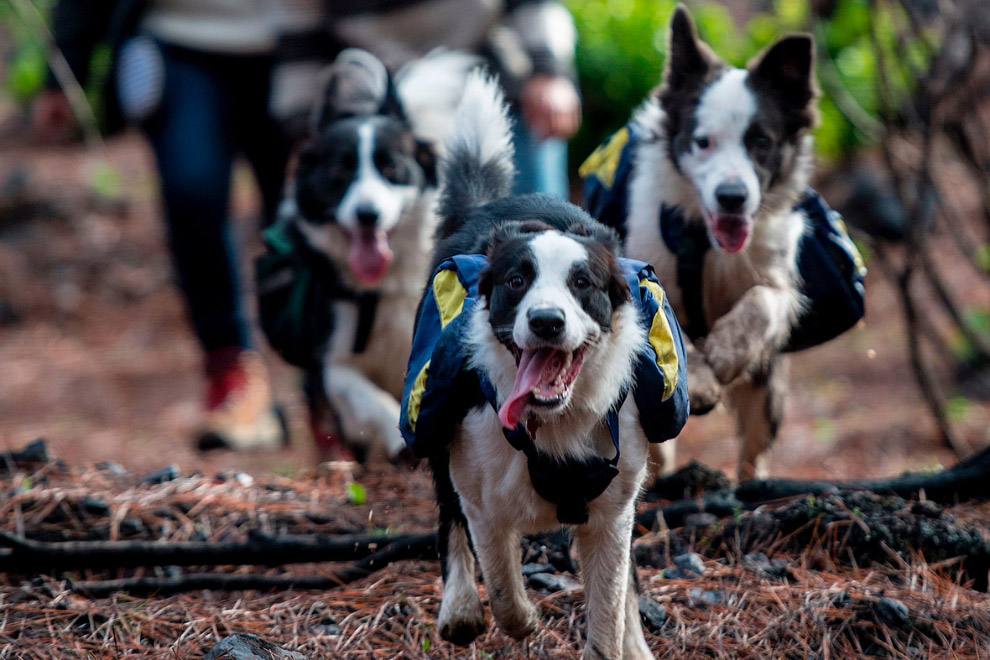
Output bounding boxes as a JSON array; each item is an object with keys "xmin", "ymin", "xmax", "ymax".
[
  {"xmin": 528, "ymin": 307, "xmax": 566, "ymax": 340},
  {"xmin": 715, "ymin": 181, "xmax": 748, "ymax": 213},
  {"xmin": 356, "ymin": 206, "xmax": 379, "ymax": 228}
]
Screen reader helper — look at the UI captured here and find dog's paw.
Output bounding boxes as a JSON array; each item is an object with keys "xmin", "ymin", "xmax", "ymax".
[
  {"xmin": 494, "ymin": 600, "xmax": 538, "ymax": 640},
  {"xmin": 687, "ymin": 358, "xmax": 721, "ymax": 415},
  {"xmin": 703, "ymin": 321, "xmax": 755, "ymax": 385},
  {"xmin": 438, "ymin": 594, "xmax": 486, "ymax": 646}
]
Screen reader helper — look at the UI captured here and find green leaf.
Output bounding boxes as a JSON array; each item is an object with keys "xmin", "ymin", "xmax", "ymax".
[
  {"xmin": 421, "ymin": 636, "xmax": 431, "ymax": 652},
  {"xmin": 346, "ymin": 481, "xmax": 367, "ymax": 506}
]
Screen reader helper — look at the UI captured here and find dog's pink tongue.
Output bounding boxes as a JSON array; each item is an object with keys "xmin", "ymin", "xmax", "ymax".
[
  {"xmin": 348, "ymin": 228, "xmax": 393, "ymax": 284},
  {"xmin": 713, "ymin": 215, "xmax": 751, "ymax": 253},
  {"xmin": 498, "ymin": 348, "xmax": 560, "ymax": 429}
]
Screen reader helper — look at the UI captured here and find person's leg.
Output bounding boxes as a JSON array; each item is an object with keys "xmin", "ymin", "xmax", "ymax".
[
  {"xmin": 229, "ymin": 55, "xmax": 293, "ymax": 227},
  {"xmin": 144, "ymin": 46, "xmax": 248, "ymax": 352},
  {"xmin": 144, "ymin": 45, "xmax": 283, "ymax": 450},
  {"xmin": 509, "ymin": 108, "xmax": 569, "ymax": 198}
]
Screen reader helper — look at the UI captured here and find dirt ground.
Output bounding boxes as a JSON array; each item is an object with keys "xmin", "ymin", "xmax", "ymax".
[
  {"xmin": 0, "ymin": 133, "xmax": 986, "ymax": 481},
  {"xmin": 1, "ymin": 130, "xmax": 989, "ymax": 660}
]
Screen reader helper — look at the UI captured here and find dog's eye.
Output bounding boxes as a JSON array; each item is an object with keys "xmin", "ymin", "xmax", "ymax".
[
  {"xmin": 754, "ymin": 135, "xmax": 772, "ymax": 149},
  {"xmin": 694, "ymin": 136, "xmax": 710, "ymax": 150},
  {"xmin": 573, "ymin": 276, "xmax": 591, "ymax": 290},
  {"xmin": 507, "ymin": 275, "xmax": 525, "ymax": 289}
]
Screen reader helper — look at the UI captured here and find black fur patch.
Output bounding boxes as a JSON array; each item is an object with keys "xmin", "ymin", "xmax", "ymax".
[{"xmin": 294, "ymin": 116, "xmax": 430, "ymax": 224}]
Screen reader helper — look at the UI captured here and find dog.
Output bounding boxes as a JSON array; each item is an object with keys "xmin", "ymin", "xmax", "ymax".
[
  {"xmin": 609, "ymin": 6, "xmax": 820, "ymax": 481},
  {"xmin": 271, "ymin": 49, "xmax": 475, "ymax": 462},
  {"xmin": 400, "ymin": 72, "xmax": 687, "ymax": 658}
]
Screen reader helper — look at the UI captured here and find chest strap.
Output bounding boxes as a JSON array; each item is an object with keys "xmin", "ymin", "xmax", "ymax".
[
  {"xmin": 659, "ymin": 205, "xmax": 711, "ymax": 340},
  {"xmin": 478, "ymin": 374, "xmax": 625, "ymax": 525}
]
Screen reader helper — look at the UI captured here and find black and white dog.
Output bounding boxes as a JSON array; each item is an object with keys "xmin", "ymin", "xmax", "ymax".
[
  {"xmin": 411, "ymin": 73, "xmax": 683, "ymax": 659},
  {"xmin": 621, "ymin": 6, "xmax": 819, "ymax": 480},
  {"xmin": 279, "ymin": 49, "xmax": 474, "ymax": 461}
]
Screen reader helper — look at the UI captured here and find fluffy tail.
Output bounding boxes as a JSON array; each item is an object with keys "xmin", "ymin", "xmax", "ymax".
[
  {"xmin": 436, "ymin": 71, "xmax": 515, "ymax": 238},
  {"xmin": 394, "ymin": 48, "xmax": 482, "ymax": 145}
]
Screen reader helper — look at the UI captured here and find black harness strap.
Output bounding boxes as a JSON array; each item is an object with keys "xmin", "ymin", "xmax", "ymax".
[
  {"xmin": 478, "ymin": 375, "xmax": 625, "ymax": 525},
  {"xmin": 351, "ymin": 292, "xmax": 380, "ymax": 354},
  {"xmin": 285, "ymin": 222, "xmax": 381, "ymax": 355},
  {"xmin": 659, "ymin": 206, "xmax": 711, "ymax": 341}
]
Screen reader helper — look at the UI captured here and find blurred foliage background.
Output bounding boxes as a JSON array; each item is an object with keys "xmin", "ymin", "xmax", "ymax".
[
  {"xmin": 564, "ymin": 0, "xmax": 931, "ymax": 169},
  {"xmin": 2, "ymin": 0, "xmax": 932, "ymax": 167}
]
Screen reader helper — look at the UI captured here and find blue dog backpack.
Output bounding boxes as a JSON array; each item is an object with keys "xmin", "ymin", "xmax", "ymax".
[
  {"xmin": 399, "ymin": 254, "xmax": 690, "ymax": 524},
  {"xmin": 580, "ymin": 124, "xmax": 867, "ymax": 352}
]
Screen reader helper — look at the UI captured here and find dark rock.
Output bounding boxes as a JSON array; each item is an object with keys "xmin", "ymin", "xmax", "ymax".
[
  {"xmin": 662, "ymin": 567, "xmax": 698, "ymax": 580},
  {"xmin": 638, "ymin": 596, "xmax": 666, "ymax": 631},
  {"xmin": 742, "ymin": 552, "xmax": 794, "ymax": 580},
  {"xmin": 119, "ymin": 518, "xmax": 145, "ymax": 536},
  {"xmin": 873, "ymin": 597, "xmax": 910, "ymax": 628},
  {"xmin": 527, "ymin": 572, "xmax": 581, "ymax": 592},
  {"xmin": 521, "ymin": 562, "xmax": 554, "ymax": 576},
  {"xmin": 673, "ymin": 552, "xmax": 706, "ymax": 576},
  {"xmin": 644, "ymin": 460, "xmax": 732, "ymax": 501},
  {"xmin": 141, "ymin": 464, "xmax": 179, "ymax": 484},
  {"xmin": 313, "ymin": 616, "xmax": 341, "ymax": 636},
  {"xmin": 2, "ymin": 439, "xmax": 49, "ymax": 466},
  {"xmin": 688, "ymin": 587, "xmax": 726, "ymax": 606},
  {"xmin": 79, "ymin": 497, "xmax": 111, "ymax": 517},
  {"xmin": 203, "ymin": 634, "xmax": 309, "ymax": 660},
  {"xmin": 95, "ymin": 461, "xmax": 127, "ymax": 476}
]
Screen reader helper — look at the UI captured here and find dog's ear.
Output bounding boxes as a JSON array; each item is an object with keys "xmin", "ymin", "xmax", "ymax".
[
  {"xmin": 311, "ymin": 49, "xmax": 397, "ymax": 132},
  {"xmin": 415, "ymin": 139, "xmax": 438, "ymax": 187},
  {"xmin": 663, "ymin": 5, "xmax": 717, "ymax": 90},
  {"xmin": 748, "ymin": 34, "xmax": 819, "ymax": 133},
  {"xmin": 568, "ymin": 221, "xmax": 621, "ymax": 255},
  {"xmin": 607, "ymin": 256, "xmax": 631, "ymax": 310}
]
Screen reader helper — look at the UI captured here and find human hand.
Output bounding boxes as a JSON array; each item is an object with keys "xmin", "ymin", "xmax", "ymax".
[
  {"xmin": 519, "ymin": 74, "xmax": 581, "ymax": 141},
  {"xmin": 32, "ymin": 89, "xmax": 75, "ymax": 142}
]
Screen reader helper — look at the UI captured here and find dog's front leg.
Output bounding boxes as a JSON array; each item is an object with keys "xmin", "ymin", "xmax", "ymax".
[
  {"xmin": 466, "ymin": 517, "xmax": 537, "ymax": 640},
  {"xmin": 324, "ymin": 365, "xmax": 407, "ymax": 460},
  {"xmin": 684, "ymin": 341, "xmax": 721, "ymax": 415},
  {"xmin": 574, "ymin": 507, "xmax": 644, "ymax": 660},
  {"xmin": 703, "ymin": 284, "xmax": 796, "ymax": 386}
]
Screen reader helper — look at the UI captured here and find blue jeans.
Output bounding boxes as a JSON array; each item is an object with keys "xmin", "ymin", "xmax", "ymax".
[
  {"xmin": 510, "ymin": 108, "xmax": 569, "ymax": 198},
  {"xmin": 143, "ymin": 44, "xmax": 290, "ymax": 353}
]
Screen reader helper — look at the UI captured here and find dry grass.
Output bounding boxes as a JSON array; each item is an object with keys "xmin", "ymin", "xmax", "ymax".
[{"xmin": 1, "ymin": 461, "xmax": 988, "ymax": 659}]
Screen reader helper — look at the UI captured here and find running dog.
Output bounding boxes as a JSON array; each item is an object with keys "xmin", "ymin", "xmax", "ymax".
[
  {"xmin": 401, "ymin": 73, "xmax": 687, "ymax": 658},
  {"xmin": 609, "ymin": 6, "xmax": 820, "ymax": 480},
  {"xmin": 272, "ymin": 49, "xmax": 474, "ymax": 461}
]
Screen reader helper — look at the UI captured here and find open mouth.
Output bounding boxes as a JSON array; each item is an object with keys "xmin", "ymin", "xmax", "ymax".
[
  {"xmin": 497, "ymin": 345, "xmax": 586, "ymax": 430},
  {"xmin": 347, "ymin": 226, "xmax": 394, "ymax": 284},
  {"xmin": 708, "ymin": 213, "xmax": 752, "ymax": 254}
]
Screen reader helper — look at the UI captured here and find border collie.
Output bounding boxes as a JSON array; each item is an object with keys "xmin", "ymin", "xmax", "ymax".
[
  {"xmin": 408, "ymin": 73, "xmax": 685, "ymax": 659},
  {"xmin": 282, "ymin": 49, "xmax": 474, "ymax": 461},
  {"xmin": 622, "ymin": 6, "xmax": 818, "ymax": 480}
]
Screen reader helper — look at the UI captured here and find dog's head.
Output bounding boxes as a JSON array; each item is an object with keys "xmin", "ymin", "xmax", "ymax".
[
  {"xmin": 658, "ymin": 5, "xmax": 818, "ymax": 253},
  {"xmin": 476, "ymin": 211, "xmax": 630, "ymax": 429},
  {"xmin": 294, "ymin": 49, "xmax": 437, "ymax": 285}
]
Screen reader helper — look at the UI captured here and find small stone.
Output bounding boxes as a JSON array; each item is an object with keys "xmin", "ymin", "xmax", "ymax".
[
  {"xmin": 313, "ymin": 616, "xmax": 341, "ymax": 636},
  {"xmin": 141, "ymin": 464, "xmax": 179, "ymax": 484},
  {"xmin": 521, "ymin": 562, "xmax": 554, "ymax": 576},
  {"xmin": 673, "ymin": 552, "xmax": 706, "ymax": 576},
  {"xmin": 119, "ymin": 518, "xmax": 144, "ymax": 536},
  {"xmin": 638, "ymin": 596, "xmax": 666, "ymax": 631},
  {"xmin": 79, "ymin": 497, "xmax": 111, "ymax": 517},
  {"xmin": 527, "ymin": 572, "xmax": 581, "ymax": 592},
  {"xmin": 688, "ymin": 587, "xmax": 726, "ymax": 606},
  {"xmin": 874, "ymin": 597, "xmax": 910, "ymax": 628},
  {"xmin": 203, "ymin": 633, "xmax": 309, "ymax": 660},
  {"xmin": 95, "ymin": 461, "xmax": 127, "ymax": 476}
]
